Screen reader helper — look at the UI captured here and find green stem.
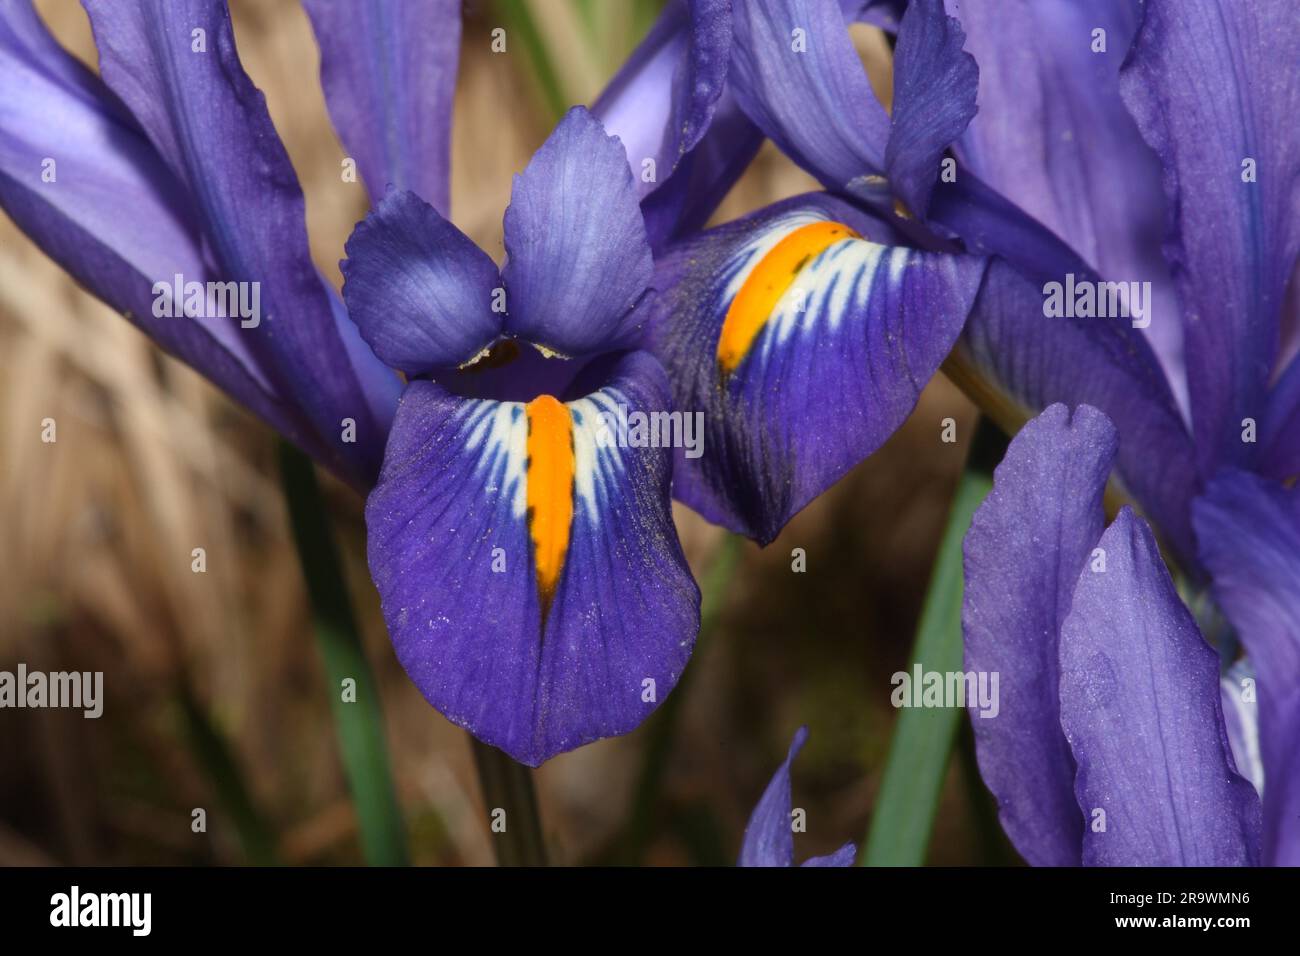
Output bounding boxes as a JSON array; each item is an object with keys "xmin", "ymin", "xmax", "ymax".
[
  {"xmin": 470, "ymin": 738, "xmax": 548, "ymax": 866},
  {"xmin": 278, "ymin": 443, "xmax": 408, "ymax": 866},
  {"xmin": 862, "ymin": 418, "xmax": 1006, "ymax": 866},
  {"xmin": 177, "ymin": 683, "xmax": 278, "ymax": 865}
]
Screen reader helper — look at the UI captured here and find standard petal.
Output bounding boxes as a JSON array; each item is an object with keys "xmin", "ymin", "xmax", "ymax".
[
  {"xmin": 948, "ymin": 0, "xmax": 1185, "ymax": 398},
  {"xmin": 738, "ymin": 726, "xmax": 805, "ymax": 867},
  {"xmin": 1120, "ymin": 0, "xmax": 1300, "ymax": 475},
  {"xmin": 592, "ymin": 0, "xmax": 731, "ymax": 201},
  {"xmin": 648, "ymin": 193, "xmax": 986, "ymax": 544},
  {"xmin": 341, "ymin": 190, "xmax": 502, "ymax": 374},
  {"xmin": 1059, "ymin": 509, "xmax": 1262, "ymax": 866},
  {"xmin": 637, "ymin": 88, "xmax": 765, "ymax": 252},
  {"xmin": 83, "ymin": 0, "xmax": 395, "ymax": 483},
  {"xmin": 882, "ymin": 0, "xmax": 977, "ymax": 217},
  {"xmin": 957, "ymin": 259, "xmax": 1200, "ymax": 566},
  {"xmin": 304, "ymin": 0, "xmax": 459, "ymax": 214},
  {"xmin": 962, "ymin": 403, "xmax": 1117, "ymax": 867},
  {"xmin": 729, "ymin": 0, "xmax": 890, "ymax": 190},
  {"xmin": 501, "ymin": 107, "xmax": 654, "ymax": 356},
  {"xmin": 0, "ymin": 0, "xmax": 326, "ymax": 462},
  {"xmin": 365, "ymin": 352, "xmax": 699, "ymax": 766},
  {"xmin": 1194, "ymin": 471, "xmax": 1300, "ymax": 865}
]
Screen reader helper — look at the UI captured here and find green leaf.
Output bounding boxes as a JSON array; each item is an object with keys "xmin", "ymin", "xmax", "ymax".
[
  {"xmin": 862, "ymin": 419, "xmax": 1005, "ymax": 866},
  {"xmin": 279, "ymin": 443, "xmax": 408, "ymax": 866}
]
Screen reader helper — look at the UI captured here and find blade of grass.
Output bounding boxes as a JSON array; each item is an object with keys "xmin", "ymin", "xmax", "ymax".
[
  {"xmin": 492, "ymin": 0, "xmax": 570, "ymax": 123},
  {"xmin": 278, "ymin": 442, "xmax": 408, "ymax": 866},
  {"xmin": 862, "ymin": 418, "xmax": 1005, "ymax": 866},
  {"xmin": 177, "ymin": 683, "xmax": 278, "ymax": 865}
]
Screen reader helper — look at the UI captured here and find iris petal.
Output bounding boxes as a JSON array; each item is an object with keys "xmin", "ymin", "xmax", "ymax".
[
  {"xmin": 1059, "ymin": 508, "xmax": 1262, "ymax": 866},
  {"xmin": 502, "ymin": 107, "xmax": 654, "ymax": 357},
  {"xmin": 304, "ymin": 0, "xmax": 460, "ymax": 214},
  {"xmin": 649, "ymin": 193, "xmax": 985, "ymax": 544},
  {"xmin": 0, "ymin": 0, "xmax": 329, "ymax": 466},
  {"xmin": 1194, "ymin": 471, "xmax": 1300, "ymax": 865},
  {"xmin": 342, "ymin": 190, "xmax": 502, "ymax": 375},
  {"xmin": 83, "ymin": 0, "xmax": 396, "ymax": 483},
  {"xmin": 365, "ymin": 352, "xmax": 699, "ymax": 766},
  {"xmin": 963, "ymin": 403, "xmax": 1116, "ymax": 866},
  {"xmin": 1120, "ymin": 0, "xmax": 1300, "ymax": 475}
]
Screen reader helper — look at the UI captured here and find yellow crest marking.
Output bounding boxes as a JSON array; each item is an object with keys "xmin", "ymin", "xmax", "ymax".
[
  {"xmin": 524, "ymin": 395, "xmax": 575, "ymax": 613},
  {"xmin": 716, "ymin": 220, "xmax": 860, "ymax": 374}
]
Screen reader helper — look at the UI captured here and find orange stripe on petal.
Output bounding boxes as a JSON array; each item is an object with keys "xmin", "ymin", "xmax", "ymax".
[
  {"xmin": 716, "ymin": 220, "xmax": 860, "ymax": 374},
  {"xmin": 525, "ymin": 395, "xmax": 575, "ymax": 613}
]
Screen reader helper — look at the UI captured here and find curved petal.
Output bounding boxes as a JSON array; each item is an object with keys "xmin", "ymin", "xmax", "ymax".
[
  {"xmin": 341, "ymin": 190, "xmax": 502, "ymax": 374},
  {"xmin": 962, "ymin": 403, "xmax": 1117, "ymax": 867},
  {"xmin": 738, "ymin": 726, "xmax": 858, "ymax": 867},
  {"xmin": 0, "ymin": 0, "xmax": 327, "ymax": 462},
  {"xmin": 1194, "ymin": 471, "xmax": 1300, "ymax": 865},
  {"xmin": 501, "ymin": 107, "xmax": 654, "ymax": 356},
  {"xmin": 958, "ymin": 259, "xmax": 1200, "ymax": 567},
  {"xmin": 365, "ymin": 352, "xmax": 699, "ymax": 766},
  {"xmin": 592, "ymin": 0, "xmax": 731, "ymax": 200},
  {"xmin": 730, "ymin": 0, "xmax": 977, "ymax": 210},
  {"xmin": 1120, "ymin": 0, "xmax": 1300, "ymax": 475},
  {"xmin": 738, "ymin": 726, "xmax": 803, "ymax": 867},
  {"xmin": 638, "ymin": 88, "xmax": 765, "ymax": 252},
  {"xmin": 648, "ymin": 193, "xmax": 986, "ymax": 543},
  {"xmin": 883, "ymin": 0, "xmax": 977, "ymax": 217},
  {"xmin": 83, "ymin": 0, "xmax": 395, "ymax": 484},
  {"xmin": 1059, "ymin": 509, "xmax": 1262, "ymax": 866},
  {"xmin": 304, "ymin": 0, "xmax": 460, "ymax": 214},
  {"xmin": 947, "ymin": 0, "xmax": 1185, "ymax": 402},
  {"xmin": 729, "ymin": 0, "xmax": 890, "ymax": 189}
]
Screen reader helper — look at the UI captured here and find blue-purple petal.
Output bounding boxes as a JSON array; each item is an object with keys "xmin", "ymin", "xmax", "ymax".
[
  {"xmin": 649, "ymin": 193, "xmax": 986, "ymax": 544},
  {"xmin": 1058, "ymin": 509, "xmax": 1262, "ymax": 866},
  {"xmin": 83, "ymin": 0, "xmax": 394, "ymax": 483},
  {"xmin": 963, "ymin": 403, "xmax": 1117, "ymax": 866},
  {"xmin": 1119, "ymin": 0, "xmax": 1300, "ymax": 476},
  {"xmin": 801, "ymin": 842, "xmax": 857, "ymax": 867},
  {"xmin": 738, "ymin": 726, "xmax": 805, "ymax": 866},
  {"xmin": 592, "ymin": 0, "xmax": 731, "ymax": 200},
  {"xmin": 948, "ymin": 0, "xmax": 1185, "ymax": 398},
  {"xmin": 341, "ymin": 189, "xmax": 502, "ymax": 374},
  {"xmin": 958, "ymin": 260, "xmax": 1201, "ymax": 567},
  {"xmin": 1194, "ymin": 471, "xmax": 1300, "ymax": 865},
  {"xmin": 365, "ymin": 351, "xmax": 699, "ymax": 766},
  {"xmin": 304, "ymin": 0, "xmax": 460, "ymax": 214},
  {"xmin": 884, "ymin": 0, "xmax": 977, "ymax": 217},
  {"xmin": 501, "ymin": 107, "xmax": 654, "ymax": 356},
  {"xmin": 729, "ymin": 0, "xmax": 890, "ymax": 190},
  {"xmin": 0, "ymin": 0, "xmax": 328, "ymax": 463}
]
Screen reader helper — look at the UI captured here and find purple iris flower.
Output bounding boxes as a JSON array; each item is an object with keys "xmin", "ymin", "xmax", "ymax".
[
  {"xmin": 738, "ymin": 727, "xmax": 857, "ymax": 866},
  {"xmin": 341, "ymin": 107, "xmax": 700, "ymax": 766},
  {"xmin": 933, "ymin": 0, "xmax": 1300, "ymax": 866},
  {"xmin": 650, "ymin": 0, "xmax": 1298, "ymax": 864},
  {"xmin": 632, "ymin": 0, "xmax": 996, "ymax": 544},
  {"xmin": 0, "ymin": 1, "xmax": 732, "ymax": 766},
  {"xmin": 962, "ymin": 403, "xmax": 1292, "ymax": 866}
]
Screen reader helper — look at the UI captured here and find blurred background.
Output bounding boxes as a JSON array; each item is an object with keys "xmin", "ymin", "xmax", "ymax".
[{"xmin": 0, "ymin": 0, "xmax": 1008, "ymax": 865}]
